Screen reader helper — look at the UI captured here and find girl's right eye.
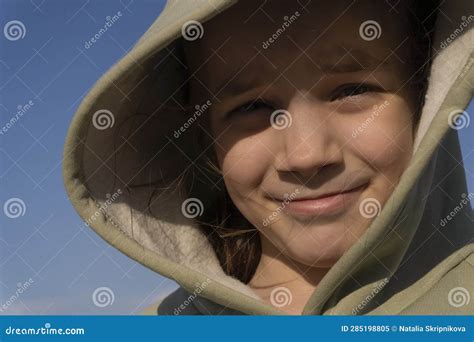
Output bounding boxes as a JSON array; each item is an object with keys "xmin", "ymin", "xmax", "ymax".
[{"xmin": 229, "ymin": 98, "xmax": 274, "ymax": 115}]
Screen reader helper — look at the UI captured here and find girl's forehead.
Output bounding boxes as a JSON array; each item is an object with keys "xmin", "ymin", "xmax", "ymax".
[
  {"xmin": 198, "ymin": 0, "xmax": 405, "ymax": 42},
  {"xmin": 191, "ymin": 3, "xmax": 408, "ymax": 53},
  {"xmin": 184, "ymin": 1, "xmax": 411, "ymax": 93}
]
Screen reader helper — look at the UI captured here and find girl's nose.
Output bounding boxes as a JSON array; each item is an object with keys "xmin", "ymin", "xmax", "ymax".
[{"xmin": 274, "ymin": 95, "xmax": 344, "ymax": 178}]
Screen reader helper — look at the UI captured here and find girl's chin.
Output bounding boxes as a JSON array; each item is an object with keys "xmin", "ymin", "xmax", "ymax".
[
  {"xmin": 273, "ymin": 222, "xmax": 367, "ymax": 266},
  {"xmin": 284, "ymin": 249, "xmax": 344, "ymax": 268}
]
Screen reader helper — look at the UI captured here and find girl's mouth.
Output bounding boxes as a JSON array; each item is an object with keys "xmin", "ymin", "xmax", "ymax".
[{"xmin": 276, "ymin": 183, "xmax": 369, "ymax": 219}]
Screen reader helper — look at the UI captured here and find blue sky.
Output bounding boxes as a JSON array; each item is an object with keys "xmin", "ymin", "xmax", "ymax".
[
  {"xmin": 0, "ymin": 0, "xmax": 473, "ymax": 315},
  {"xmin": 0, "ymin": 0, "xmax": 177, "ymax": 315}
]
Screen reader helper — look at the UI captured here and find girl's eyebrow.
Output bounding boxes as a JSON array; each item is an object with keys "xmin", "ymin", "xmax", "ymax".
[
  {"xmin": 320, "ymin": 48, "xmax": 392, "ymax": 73},
  {"xmin": 215, "ymin": 60, "xmax": 272, "ymax": 98},
  {"xmin": 215, "ymin": 48, "xmax": 392, "ymax": 98}
]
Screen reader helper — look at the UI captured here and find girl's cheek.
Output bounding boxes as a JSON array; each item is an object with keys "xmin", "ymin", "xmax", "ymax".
[
  {"xmin": 346, "ymin": 105, "xmax": 414, "ymax": 170},
  {"xmin": 218, "ymin": 135, "xmax": 273, "ymax": 192}
]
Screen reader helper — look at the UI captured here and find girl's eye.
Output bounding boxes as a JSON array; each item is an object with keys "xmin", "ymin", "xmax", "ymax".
[
  {"xmin": 330, "ymin": 83, "xmax": 379, "ymax": 101},
  {"xmin": 230, "ymin": 98, "xmax": 274, "ymax": 115}
]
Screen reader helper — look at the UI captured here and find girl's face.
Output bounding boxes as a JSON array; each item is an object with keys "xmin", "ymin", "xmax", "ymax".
[{"xmin": 185, "ymin": 1, "xmax": 416, "ymax": 267}]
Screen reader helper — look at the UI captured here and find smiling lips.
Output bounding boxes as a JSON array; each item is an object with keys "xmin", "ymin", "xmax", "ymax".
[{"xmin": 277, "ymin": 183, "xmax": 369, "ymax": 219}]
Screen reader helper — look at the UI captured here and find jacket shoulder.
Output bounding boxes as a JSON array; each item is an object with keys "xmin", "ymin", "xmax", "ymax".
[
  {"xmin": 402, "ymin": 248, "xmax": 474, "ymax": 314},
  {"xmin": 141, "ymin": 287, "xmax": 202, "ymax": 315}
]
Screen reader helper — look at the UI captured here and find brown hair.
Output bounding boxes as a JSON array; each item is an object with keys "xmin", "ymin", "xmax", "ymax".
[{"xmin": 183, "ymin": 104, "xmax": 262, "ymax": 284}]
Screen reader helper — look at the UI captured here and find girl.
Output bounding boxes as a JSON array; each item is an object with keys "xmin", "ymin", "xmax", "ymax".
[{"xmin": 64, "ymin": 0, "xmax": 474, "ymax": 315}]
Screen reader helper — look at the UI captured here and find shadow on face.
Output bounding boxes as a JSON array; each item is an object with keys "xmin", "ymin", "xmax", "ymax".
[{"xmin": 182, "ymin": 0, "xmax": 424, "ymax": 268}]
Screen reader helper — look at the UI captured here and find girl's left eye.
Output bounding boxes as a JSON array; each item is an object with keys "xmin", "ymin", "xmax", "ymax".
[
  {"xmin": 330, "ymin": 83, "xmax": 379, "ymax": 101},
  {"xmin": 230, "ymin": 98, "xmax": 274, "ymax": 115}
]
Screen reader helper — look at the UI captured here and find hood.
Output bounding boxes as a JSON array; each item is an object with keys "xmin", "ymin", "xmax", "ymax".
[{"xmin": 63, "ymin": 0, "xmax": 474, "ymax": 315}]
